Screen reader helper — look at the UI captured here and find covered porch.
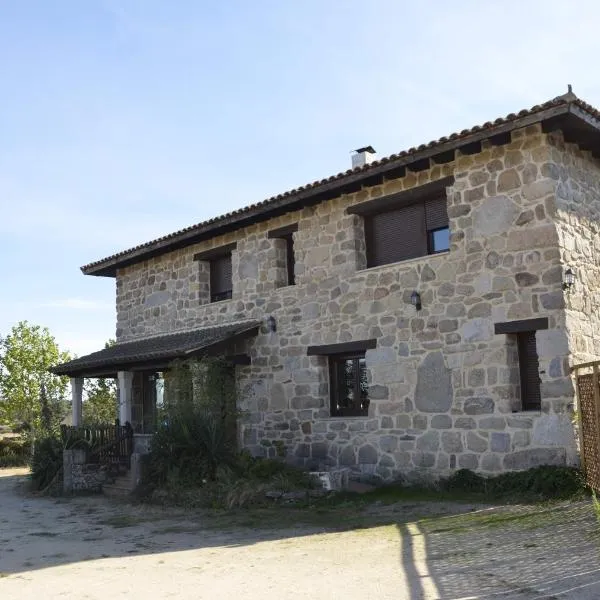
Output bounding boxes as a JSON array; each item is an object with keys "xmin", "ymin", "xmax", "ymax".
[{"xmin": 51, "ymin": 321, "xmax": 261, "ymax": 437}]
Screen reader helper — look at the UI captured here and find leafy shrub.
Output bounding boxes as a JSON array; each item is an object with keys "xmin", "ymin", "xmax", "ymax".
[
  {"xmin": 0, "ymin": 436, "xmax": 30, "ymax": 467},
  {"xmin": 443, "ymin": 466, "xmax": 586, "ymax": 501},
  {"xmin": 143, "ymin": 408, "xmax": 238, "ymax": 489},
  {"xmin": 30, "ymin": 435, "xmax": 64, "ymax": 492},
  {"xmin": 141, "ymin": 357, "xmax": 239, "ymax": 493},
  {"xmin": 444, "ymin": 468, "xmax": 487, "ymax": 493},
  {"xmin": 485, "ymin": 466, "xmax": 586, "ymax": 499},
  {"xmin": 139, "ymin": 358, "xmax": 318, "ymax": 508}
]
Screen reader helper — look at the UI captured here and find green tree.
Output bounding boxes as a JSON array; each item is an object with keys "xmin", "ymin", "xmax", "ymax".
[
  {"xmin": 0, "ymin": 321, "xmax": 70, "ymax": 432},
  {"xmin": 83, "ymin": 377, "xmax": 117, "ymax": 425},
  {"xmin": 82, "ymin": 340, "xmax": 117, "ymax": 425}
]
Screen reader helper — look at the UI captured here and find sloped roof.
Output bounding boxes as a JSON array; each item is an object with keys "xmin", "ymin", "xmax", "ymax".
[
  {"xmin": 82, "ymin": 90, "xmax": 600, "ymax": 277},
  {"xmin": 51, "ymin": 321, "xmax": 261, "ymax": 377}
]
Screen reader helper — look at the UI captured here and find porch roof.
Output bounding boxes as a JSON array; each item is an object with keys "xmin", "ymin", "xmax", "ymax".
[{"xmin": 50, "ymin": 320, "xmax": 261, "ymax": 378}]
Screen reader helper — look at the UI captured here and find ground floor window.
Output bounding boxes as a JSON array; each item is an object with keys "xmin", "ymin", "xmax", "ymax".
[
  {"xmin": 516, "ymin": 331, "xmax": 541, "ymax": 411},
  {"xmin": 495, "ymin": 318, "xmax": 546, "ymax": 412},
  {"xmin": 329, "ymin": 353, "xmax": 369, "ymax": 417}
]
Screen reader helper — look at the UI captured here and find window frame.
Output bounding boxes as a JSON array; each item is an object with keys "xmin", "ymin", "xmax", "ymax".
[
  {"xmin": 283, "ymin": 232, "xmax": 295, "ymax": 286},
  {"xmin": 329, "ymin": 351, "xmax": 369, "ymax": 418},
  {"xmin": 494, "ymin": 319, "xmax": 547, "ymax": 413},
  {"xmin": 347, "ymin": 177, "xmax": 453, "ymax": 269},
  {"xmin": 427, "ymin": 226, "xmax": 451, "ymax": 254},
  {"xmin": 516, "ymin": 330, "xmax": 542, "ymax": 412},
  {"xmin": 268, "ymin": 224, "xmax": 298, "ymax": 287},
  {"xmin": 209, "ymin": 253, "xmax": 233, "ymax": 303},
  {"xmin": 363, "ymin": 194, "xmax": 449, "ymax": 268}
]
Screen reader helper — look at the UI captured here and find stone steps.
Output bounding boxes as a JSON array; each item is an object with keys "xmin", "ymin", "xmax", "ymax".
[
  {"xmin": 102, "ymin": 481, "xmax": 132, "ymax": 498},
  {"xmin": 103, "ymin": 467, "xmax": 135, "ymax": 498}
]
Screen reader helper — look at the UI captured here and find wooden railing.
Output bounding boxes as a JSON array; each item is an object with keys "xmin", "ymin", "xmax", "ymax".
[{"xmin": 61, "ymin": 420, "xmax": 134, "ymax": 469}]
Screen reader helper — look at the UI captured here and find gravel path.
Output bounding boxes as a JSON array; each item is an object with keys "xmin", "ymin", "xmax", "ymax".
[{"xmin": 1, "ymin": 468, "xmax": 599, "ymax": 600}]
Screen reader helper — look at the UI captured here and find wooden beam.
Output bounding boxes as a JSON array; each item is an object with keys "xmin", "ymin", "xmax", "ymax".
[
  {"xmin": 571, "ymin": 359, "xmax": 600, "ymax": 373},
  {"xmin": 307, "ymin": 339, "xmax": 377, "ymax": 356},
  {"xmin": 193, "ymin": 242, "xmax": 237, "ymax": 262},
  {"xmin": 406, "ymin": 158, "xmax": 431, "ymax": 172},
  {"xmin": 494, "ymin": 317, "xmax": 549, "ymax": 335},
  {"xmin": 383, "ymin": 165, "xmax": 406, "ymax": 179},
  {"xmin": 458, "ymin": 141, "xmax": 482, "ymax": 155},
  {"xmin": 541, "ymin": 116, "xmax": 567, "ymax": 133},
  {"xmin": 489, "ymin": 132, "xmax": 512, "ymax": 146},
  {"xmin": 347, "ymin": 176, "xmax": 454, "ymax": 216},
  {"xmin": 431, "ymin": 149, "xmax": 455, "ymax": 164},
  {"xmin": 267, "ymin": 223, "xmax": 299, "ymax": 239}
]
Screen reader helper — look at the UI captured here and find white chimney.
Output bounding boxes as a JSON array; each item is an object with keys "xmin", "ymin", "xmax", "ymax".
[{"xmin": 351, "ymin": 146, "xmax": 376, "ymax": 169}]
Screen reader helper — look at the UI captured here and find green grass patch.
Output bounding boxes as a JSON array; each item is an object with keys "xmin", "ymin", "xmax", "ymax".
[{"xmin": 420, "ymin": 501, "xmax": 589, "ymax": 535}]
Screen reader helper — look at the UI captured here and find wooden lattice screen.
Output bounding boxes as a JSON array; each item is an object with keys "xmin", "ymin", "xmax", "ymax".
[{"xmin": 573, "ymin": 362, "xmax": 600, "ymax": 492}]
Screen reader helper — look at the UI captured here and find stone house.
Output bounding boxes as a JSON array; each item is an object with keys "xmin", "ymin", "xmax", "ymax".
[{"xmin": 53, "ymin": 89, "xmax": 600, "ymax": 481}]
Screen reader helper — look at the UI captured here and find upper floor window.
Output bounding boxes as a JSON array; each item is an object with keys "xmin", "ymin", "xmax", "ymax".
[
  {"xmin": 347, "ymin": 177, "xmax": 452, "ymax": 269},
  {"xmin": 193, "ymin": 242, "xmax": 236, "ymax": 304},
  {"xmin": 210, "ymin": 253, "xmax": 232, "ymax": 302},
  {"xmin": 268, "ymin": 224, "xmax": 298, "ymax": 287},
  {"xmin": 365, "ymin": 194, "xmax": 449, "ymax": 267}
]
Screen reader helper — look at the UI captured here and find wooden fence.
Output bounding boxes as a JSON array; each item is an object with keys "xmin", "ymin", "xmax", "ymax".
[
  {"xmin": 60, "ymin": 420, "xmax": 134, "ymax": 469},
  {"xmin": 572, "ymin": 361, "xmax": 600, "ymax": 492}
]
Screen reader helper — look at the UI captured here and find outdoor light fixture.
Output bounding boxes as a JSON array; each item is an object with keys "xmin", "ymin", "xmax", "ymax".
[
  {"xmin": 410, "ymin": 291, "xmax": 422, "ymax": 311},
  {"xmin": 562, "ymin": 268, "xmax": 576, "ymax": 291},
  {"xmin": 267, "ymin": 315, "xmax": 277, "ymax": 332}
]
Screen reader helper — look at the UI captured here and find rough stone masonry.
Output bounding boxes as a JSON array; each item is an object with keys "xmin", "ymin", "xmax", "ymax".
[{"xmin": 113, "ymin": 122, "xmax": 599, "ymax": 481}]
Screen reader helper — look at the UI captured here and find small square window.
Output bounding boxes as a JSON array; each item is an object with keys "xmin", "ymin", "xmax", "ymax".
[{"xmin": 428, "ymin": 227, "xmax": 450, "ymax": 254}]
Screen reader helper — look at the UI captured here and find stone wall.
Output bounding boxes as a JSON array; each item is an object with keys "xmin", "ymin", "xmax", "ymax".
[
  {"xmin": 550, "ymin": 131, "xmax": 600, "ymax": 366},
  {"xmin": 115, "ymin": 123, "xmax": 580, "ymax": 480},
  {"xmin": 63, "ymin": 449, "xmax": 107, "ymax": 494}
]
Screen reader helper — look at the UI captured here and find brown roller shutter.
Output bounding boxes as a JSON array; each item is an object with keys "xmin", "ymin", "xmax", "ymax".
[
  {"xmin": 517, "ymin": 331, "xmax": 541, "ymax": 411},
  {"xmin": 425, "ymin": 195, "xmax": 449, "ymax": 231},
  {"xmin": 284, "ymin": 234, "xmax": 295, "ymax": 285},
  {"xmin": 210, "ymin": 254, "xmax": 232, "ymax": 301},
  {"xmin": 366, "ymin": 202, "xmax": 426, "ymax": 267}
]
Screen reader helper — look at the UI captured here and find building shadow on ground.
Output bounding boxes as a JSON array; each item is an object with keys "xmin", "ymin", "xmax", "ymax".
[
  {"xmin": 398, "ymin": 501, "xmax": 600, "ymax": 599},
  {"xmin": 2, "ymin": 470, "xmax": 600, "ymax": 600}
]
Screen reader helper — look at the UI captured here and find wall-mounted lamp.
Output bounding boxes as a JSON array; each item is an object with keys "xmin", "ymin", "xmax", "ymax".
[
  {"xmin": 562, "ymin": 267, "xmax": 576, "ymax": 291},
  {"xmin": 266, "ymin": 315, "xmax": 277, "ymax": 332},
  {"xmin": 410, "ymin": 291, "xmax": 422, "ymax": 311}
]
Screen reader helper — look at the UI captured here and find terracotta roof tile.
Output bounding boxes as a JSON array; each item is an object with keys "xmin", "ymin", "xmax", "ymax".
[
  {"xmin": 51, "ymin": 320, "xmax": 261, "ymax": 376},
  {"xmin": 81, "ymin": 91, "xmax": 600, "ymax": 276}
]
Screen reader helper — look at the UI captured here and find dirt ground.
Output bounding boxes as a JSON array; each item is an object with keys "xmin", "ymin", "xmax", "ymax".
[{"xmin": 1, "ymin": 468, "xmax": 600, "ymax": 600}]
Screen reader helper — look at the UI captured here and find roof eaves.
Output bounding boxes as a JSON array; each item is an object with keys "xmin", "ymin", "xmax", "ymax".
[{"xmin": 81, "ymin": 96, "xmax": 584, "ymax": 278}]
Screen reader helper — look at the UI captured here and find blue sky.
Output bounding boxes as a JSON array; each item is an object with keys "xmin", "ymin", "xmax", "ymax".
[{"xmin": 1, "ymin": 0, "xmax": 599, "ymax": 357}]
